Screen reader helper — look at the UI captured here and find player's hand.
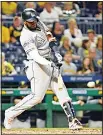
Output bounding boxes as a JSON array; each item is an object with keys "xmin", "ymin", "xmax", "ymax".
[
  {"xmin": 51, "ymin": 62, "xmax": 59, "ymax": 79},
  {"xmin": 51, "ymin": 62, "xmax": 62, "ymax": 80},
  {"xmin": 51, "ymin": 62, "xmax": 58, "ymax": 69},
  {"xmin": 51, "ymin": 62, "xmax": 62, "ymax": 69},
  {"xmin": 56, "ymin": 63, "xmax": 62, "ymax": 69}
]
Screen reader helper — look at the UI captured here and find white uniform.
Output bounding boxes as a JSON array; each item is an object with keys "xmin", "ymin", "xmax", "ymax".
[{"xmin": 5, "ymin": 21, "xmax": 71, "ymax": 120}]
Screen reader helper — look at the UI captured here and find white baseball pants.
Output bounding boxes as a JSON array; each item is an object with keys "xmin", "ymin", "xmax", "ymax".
[{"xmin": 5, "ymin": 60, "xmax": 71, "ymax": 119}]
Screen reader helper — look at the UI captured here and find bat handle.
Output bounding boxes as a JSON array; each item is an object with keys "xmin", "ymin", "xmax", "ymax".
[{"xmin": 56, "ymin": 63, "xmax": 62, "ymax": 69}]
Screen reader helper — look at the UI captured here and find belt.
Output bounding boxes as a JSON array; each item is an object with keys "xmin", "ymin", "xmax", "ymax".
[{"xmin": 27, "ymin": 58, "xmax": 51, "ymax": 61}]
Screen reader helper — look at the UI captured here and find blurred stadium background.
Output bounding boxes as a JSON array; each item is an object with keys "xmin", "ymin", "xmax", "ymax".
[{"xmin": 1, "ymin": 1, "xmax": 102, "ymax": 129}]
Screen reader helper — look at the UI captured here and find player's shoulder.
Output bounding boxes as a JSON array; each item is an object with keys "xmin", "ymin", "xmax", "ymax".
[{"xmin": 20, "ymin": 27, "xmax": 33, "ymax": 43}]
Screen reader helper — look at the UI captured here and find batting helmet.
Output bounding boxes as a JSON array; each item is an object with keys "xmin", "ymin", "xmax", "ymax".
[{"xmin": 22, "ymin": 8, "xmax": 38, "ymax": 22}]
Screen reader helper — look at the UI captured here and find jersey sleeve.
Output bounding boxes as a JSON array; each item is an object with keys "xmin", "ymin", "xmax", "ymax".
[
  {"xmin": 37, "ymin": 19, "xmax": 50, "ymax": 33},
  {"xmin": 20, "ymin": 36, "xmax": 52, "ymax": 66}
]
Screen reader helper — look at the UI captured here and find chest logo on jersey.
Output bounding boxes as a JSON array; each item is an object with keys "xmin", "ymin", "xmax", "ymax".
[
  {"xmin": 23, "ymin": 39, "xmax": 35, "ymax": 47},
  {"xmin": 36, "ymin": 35, "xmax": 46, "ymax": 46}
]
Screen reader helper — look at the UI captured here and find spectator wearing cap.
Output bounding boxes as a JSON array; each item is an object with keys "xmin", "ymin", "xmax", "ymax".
[
  {"xmin": 18, "ymin": 81, "xmax": 29, "ymax": 89},
  {"xmin": 2, "ymin": 2, "xmax": 17, "ymax": 16},
  {"xmin": 9, "ymin": 16, "xmax": 23, "ymax": 43},
  {"xmin": 95, "ymin": 2, "xmax": 102, "ymax": 19},
  {"xmin": 87, "ymin": 80, "xmax": 102, "ymax": 128},
  {"xmin": 87, "ymin": 29, "xmax": 97, "ymax": 49},
  {"xmin": 40, "ymin": 2, "xmax": 59, "ymax": 28},
  {"xmin": 2, "ymin": 52, "xmax": 17, "ymax": 76}
]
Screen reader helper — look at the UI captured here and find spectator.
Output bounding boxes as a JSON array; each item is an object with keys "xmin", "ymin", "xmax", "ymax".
[
  {"xmin": 78, "ymin": 39, "xmax": 90, "ymax": 61},
  {"xmin": 87, "ymin": 29, "xmax": 97, "ymax": 49},
  {"xmin": 87, "ymin": 80, "xmax": 102, "ymax": 128},
  {"xmin": 63, "ymin": 2, "xmax": 80, "ymax": 17},
  {"xmin": 64, "ymin": 18, "xmax": 83, "ymax": 45},
  {"xmin": 16, "ymin": 2, "xmax": 26, "ymax": 15},
  {"xmin": 89, "ymin": 47, "xmax": 101, "ymax": 72},
  {"xmin": 9, "ymin": 16, "xmax": 23, "ymax": 43},
  {"xmin": 59, "ymin": 36, "xmax": 80, "ymax": 61},
  {"xmin": 77, "ymin": 57, "xmax": 94, "ymax": 75},
  {"xmin": 96, "ymin": 35, "xmax": 102, "ymax": 70},
  {"xmin": 10, "ymin": 81, "xmax": 31, "ymax": 128},
  {"xmin": 51, "ymin": 21, "xmax": 64, "ymax": 43},
  {"xmin": 95, "ymin": 2, "xmax": 102, "ymax": 19},
  {"xmin": 18, "ymin": 81, "xmax": 28, "ymax": 89},
  {"xmin": 2, "ymin": 25, "xmax": 10, "ymax": 44},
  {"xmin": 25, "ymin": 2, "xmax": 36, "ymax": 9},
  {"xmin": 96, "ymin": 35, "xmax": 102, "ymax": 61},
  {"xmin": 59, "ymin": 36, "xmax": 75, "ymax": 55},
  {"xmin": 60, "ymin": 52, "xmax": 77, "ymax": 75},
  {"xmin": 59, "ymin": 36, "xmax": 73, "ymax": 57},
  {"xmin": 36, "ymin": 2, "xmax": 46, "ymax": 13},
  {"xmin": 51, "ymin": 2, "xmax": 63, "ymax": 17},
  {"xmin": 40, "ymin": 2, "xmax": 59, "ymax": 28},
  {"xmin": 2, "ymin": 2, "xmax": 17, "ymax": 16},
  {"xmin": 2, "ymin": 52, "xmax": 17, "ymax": 76}
]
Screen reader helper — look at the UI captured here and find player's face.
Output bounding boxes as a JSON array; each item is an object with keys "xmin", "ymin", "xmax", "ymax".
[{"xmin": 25, "ymin": 20, "xmax": 37, "ymax": 30}]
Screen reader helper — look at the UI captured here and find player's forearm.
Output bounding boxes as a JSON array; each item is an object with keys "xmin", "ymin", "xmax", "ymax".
[{"xmin": 28, "ymin": 49, "xmax": 52, "ymax": 66}]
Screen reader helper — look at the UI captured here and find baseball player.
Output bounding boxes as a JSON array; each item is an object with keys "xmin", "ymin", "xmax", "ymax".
[{"xmin": 4, "ymin": 8, "xmax": 82, "ymax": 130}]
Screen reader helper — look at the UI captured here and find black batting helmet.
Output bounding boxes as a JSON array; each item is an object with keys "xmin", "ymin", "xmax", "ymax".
[{"xmin": 22, "ymin": 8, "xmax": 38, "ymax": 22}]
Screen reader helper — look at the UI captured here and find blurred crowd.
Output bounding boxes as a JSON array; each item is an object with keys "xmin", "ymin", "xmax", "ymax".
[{"xmin": 1, "ymin": 1, "xmax": 102, "ymax": 76}]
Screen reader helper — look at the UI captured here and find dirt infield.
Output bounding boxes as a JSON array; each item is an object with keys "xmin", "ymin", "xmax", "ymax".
[{"xmin": 2, "ymin": 128, "xmax": 102, "ymax": 134}]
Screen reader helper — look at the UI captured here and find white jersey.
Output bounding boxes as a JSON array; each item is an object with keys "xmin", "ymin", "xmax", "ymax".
[
  {"xmin": 20, "ymin": 21, "xmax": 52, "ymax": 66},
  {"xmin": 20, "ymin": 22, "xmax": 50, "ymax": 58}
]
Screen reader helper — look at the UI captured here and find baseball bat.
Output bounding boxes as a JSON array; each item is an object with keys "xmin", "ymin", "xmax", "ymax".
[
  {"xmin": 58, "ymin": 73, "xmax": 63, "ymax": 90},
  {"xmin": 57, "ymin": 63, "xmax": 63, "ymax": 90}
]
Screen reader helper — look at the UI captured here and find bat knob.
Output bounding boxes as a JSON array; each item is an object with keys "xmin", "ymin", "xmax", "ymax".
[{"xmin": 56, "ymin": 63, "xmax": 62, "ymax": 69}]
